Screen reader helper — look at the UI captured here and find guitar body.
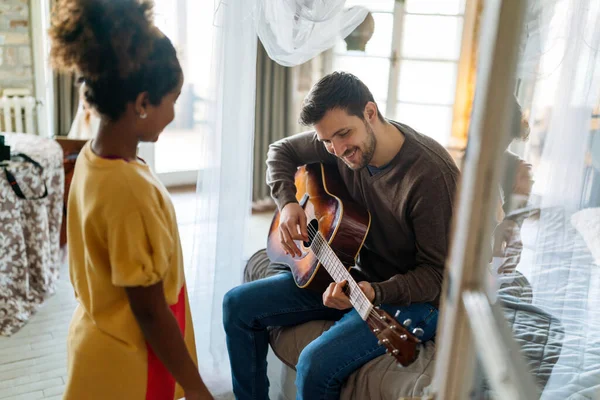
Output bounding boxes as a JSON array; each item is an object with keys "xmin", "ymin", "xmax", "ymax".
[{"xmin": 267, "ymin": 163, "xmax": 371, "ymax": 292}]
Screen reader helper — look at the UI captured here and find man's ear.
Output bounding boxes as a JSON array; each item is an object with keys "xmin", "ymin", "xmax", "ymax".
[
  {"xmin": 364, "ymin": 102, "xmax": 379, "ymax": 123},
  {"xmin": 134, "ymin": 92, "xmax": 150, "ymax": 118}
]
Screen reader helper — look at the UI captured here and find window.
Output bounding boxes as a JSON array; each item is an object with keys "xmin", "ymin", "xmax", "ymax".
[
  {"xmin": 144, "ymin": 0, "xmax": 214, "ymax": 185},
  {"xmin": 329, "ymin": 0, "xmax": 466, "ymax": 146}
]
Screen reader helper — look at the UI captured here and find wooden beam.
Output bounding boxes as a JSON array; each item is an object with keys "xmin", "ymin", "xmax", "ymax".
[{"xmin": 449, "ymin": 0, "xmax": 484, "ymax": 149}]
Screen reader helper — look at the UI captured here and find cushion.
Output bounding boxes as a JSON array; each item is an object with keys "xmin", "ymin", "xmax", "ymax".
[
  {"xmin": 244, "ymin": 249, "xmax": 436, "ymax": 399},
  {"xmin": 270, "ymin": 322, "xmax": 436, "ymax": 400}
]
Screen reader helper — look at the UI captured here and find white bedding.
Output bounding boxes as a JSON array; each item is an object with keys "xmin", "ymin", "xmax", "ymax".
[{"xmin": 515, "ymin": 207, "xmax": 600, "ymax": 399}]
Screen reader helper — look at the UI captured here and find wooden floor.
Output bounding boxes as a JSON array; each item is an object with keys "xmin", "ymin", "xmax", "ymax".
[
  {"xmin": 0, "ymin": 188, "xmax": 272, "ymax": 400},
  {"xmin": 0, "ymin": 256, "xmax": 72, "ymax": 400}
]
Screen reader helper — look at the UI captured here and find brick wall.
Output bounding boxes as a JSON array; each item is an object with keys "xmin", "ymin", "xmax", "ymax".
[{"xmin": 0, "ymin": 0, "xmax": 34, "ymax": 95}]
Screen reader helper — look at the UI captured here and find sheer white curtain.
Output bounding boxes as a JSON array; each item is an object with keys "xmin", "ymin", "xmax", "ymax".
[
  {"xmin": 187, "ymin": 0, "xmax": 257, "ymax": 395},
  {"xmin": 529, "ymin": 0, "xmax": 600, "ymax": 211},
  {"xmin": 187, "ymin": 1, "xmax": 367, "ymax": 396},
  {"xmin": 255, "ymin": 0, "xmax": 368, "ymax": 66},
  {"xmin": 516, "ymin": 0, "xmax": 600, "ymax": 398}
]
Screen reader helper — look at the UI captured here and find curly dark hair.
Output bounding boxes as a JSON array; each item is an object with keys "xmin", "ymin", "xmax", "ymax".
[{"xmin": 48, "ymin": 0, "xmax": 182, "ymax": 120}]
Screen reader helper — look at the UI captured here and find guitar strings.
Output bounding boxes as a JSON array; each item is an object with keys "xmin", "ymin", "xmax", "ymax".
[
  {"xmin": 304, "ymin": 230, "xmax": 411, "ymax": 350},
  {"xmin": 303, "ymin": 224, "xmax": 385, "ymax": 321},
  {"xmin": 305, "ymin": 224, "xmax": 372, "ymax": 313},
  {"xmin": 305, "ymin": 224, "xmax": 367, "ymax": 300},
  {"xmin": 305, "ymin": 225, "xmax": 369, "ymax": 309},
  {"xmin": 303, "ymin": 225, "xmax": 409, "ymax": 330},
  {"xmin": 301, "ymin": 223, "xmax": 418, "ymax": 357},
  {"xmin": 303, "ymin": 228, "xmax": 414, "ymax": 355}
]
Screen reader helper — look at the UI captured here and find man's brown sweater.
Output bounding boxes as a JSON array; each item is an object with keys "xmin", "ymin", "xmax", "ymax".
[{"xmin": 266, "ymin": 121, "xmax": 459, "ymax": 307}]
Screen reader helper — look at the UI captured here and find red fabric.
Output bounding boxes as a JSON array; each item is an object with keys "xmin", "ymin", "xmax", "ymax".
[{"xmin": 145, "ymin": 286, "xmax": 187, "ymax": 400}]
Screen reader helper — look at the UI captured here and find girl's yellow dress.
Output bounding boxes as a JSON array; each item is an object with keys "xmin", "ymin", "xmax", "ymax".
[{"xmin": 64, "ymin": 142, "xmax": 197, "ymax": 399}]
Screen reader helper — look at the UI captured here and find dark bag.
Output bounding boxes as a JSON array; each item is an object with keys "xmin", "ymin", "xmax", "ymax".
[{"xmin": 2, "ymin": 153, "xmax": 48, "ymax": 200}]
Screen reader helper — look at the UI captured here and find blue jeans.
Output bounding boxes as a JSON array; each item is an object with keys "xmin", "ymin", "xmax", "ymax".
[{"xmin": 222, "ymin": 272, "xmax": 437, "ymax": 400}]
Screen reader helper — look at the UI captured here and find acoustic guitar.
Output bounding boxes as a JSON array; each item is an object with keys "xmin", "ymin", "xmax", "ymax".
[{"xmin": 267, "ymin": 163, "xmax": 438, "ymax": 366}]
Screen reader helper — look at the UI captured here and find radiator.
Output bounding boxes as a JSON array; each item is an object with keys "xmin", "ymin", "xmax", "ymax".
[{"xmin": 0, "ymin": 96, "xmax": 37, "ymax": 135}]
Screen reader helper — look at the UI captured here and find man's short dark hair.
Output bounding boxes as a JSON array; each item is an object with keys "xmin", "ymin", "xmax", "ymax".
[{"xmin": 299, "ymin": 71, "xmax": 385, "ymax": 126}]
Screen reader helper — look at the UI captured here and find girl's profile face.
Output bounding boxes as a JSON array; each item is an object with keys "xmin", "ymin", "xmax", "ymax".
[{"xmin": 138, "ymin": 75, "xmax": 183, "ymax": 143}]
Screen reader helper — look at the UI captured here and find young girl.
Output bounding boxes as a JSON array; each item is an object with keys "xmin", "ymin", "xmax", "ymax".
[{"xmin": 49, "ymin": 1, "xmax": 212, "ymax": 399}]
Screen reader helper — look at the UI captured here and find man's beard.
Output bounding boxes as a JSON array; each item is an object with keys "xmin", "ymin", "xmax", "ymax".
[{"xmin": 341, "ymin": 121, "xmax": 376, "ymax": 170}]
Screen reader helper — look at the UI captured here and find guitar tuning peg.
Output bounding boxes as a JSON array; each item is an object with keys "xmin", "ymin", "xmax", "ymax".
[
  {"xmin": 394, "ymin": 310, "xmax": 400, "ymax": 318},
  {"xmin": 400, "ymin": 334, "xmax": 408, "ymax": 341},
  {"xmin": 377, "ymin": 340, "xmax": 382, "ymax": 346},
  {"xmin": 412, "ymin": 327, "xmax": 424, "ymax": 337},
  {"xmin": 392, "ymin": 349, "xmax": 399, "ymax": 356},
  {"xmin": 402, "ymin": 318, "xmax": 412, "ymax": 327}
]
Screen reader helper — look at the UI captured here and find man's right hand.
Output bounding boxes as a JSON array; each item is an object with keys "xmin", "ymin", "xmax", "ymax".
[{"xmin": 279, "ymin": 202, "xmax": 308, "ymax": 257}]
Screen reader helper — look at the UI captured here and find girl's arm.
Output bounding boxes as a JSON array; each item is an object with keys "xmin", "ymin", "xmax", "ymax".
[{"xmin": 126, "ymin": 282, "xmax": 213, "ymax": 399}]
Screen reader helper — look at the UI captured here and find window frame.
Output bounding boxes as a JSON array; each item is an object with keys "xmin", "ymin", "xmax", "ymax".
[{"xmin": 326, "ymin": 0, "xmax": 466, "ymax": 145}]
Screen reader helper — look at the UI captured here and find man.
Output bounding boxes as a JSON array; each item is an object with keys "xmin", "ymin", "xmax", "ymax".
[{"xmin": 223, "ymin": 72, "xmax": 460, "ymax": 399}]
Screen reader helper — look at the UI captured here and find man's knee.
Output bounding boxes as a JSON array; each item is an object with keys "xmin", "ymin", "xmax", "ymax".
[
  {"xmin": 222, "ymin": 285, "xmax": 248, "ymax": 331},
  {"xmin": 296, "ymin": 341, "xmax": 338, "ymax": 392}
]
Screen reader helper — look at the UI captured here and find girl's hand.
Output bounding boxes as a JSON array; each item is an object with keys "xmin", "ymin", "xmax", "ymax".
[{"xmin": 185, "ymin": 388, "xmax": 214, "ymax": 400}]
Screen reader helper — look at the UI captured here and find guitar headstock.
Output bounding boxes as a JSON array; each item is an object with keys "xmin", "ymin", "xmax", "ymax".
[{"xmin": 366, "ymin": 307, "xmax": 422, "ymax": 366}]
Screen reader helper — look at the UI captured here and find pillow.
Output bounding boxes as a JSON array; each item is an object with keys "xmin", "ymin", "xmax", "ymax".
[{"xmin": 571, "ymin": 208, "xmax": 600, "ymax": 265}]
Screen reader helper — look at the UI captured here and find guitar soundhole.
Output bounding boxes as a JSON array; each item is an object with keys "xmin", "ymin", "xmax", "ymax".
[{"xmin": 303, "ymin": 219, "xmax": 319, "ymax": 248}]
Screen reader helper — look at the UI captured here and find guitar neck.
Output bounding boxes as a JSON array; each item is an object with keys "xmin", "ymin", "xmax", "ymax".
[{"xmin": 310, "ymin": 233, "xmax": 373, "ymax": 320}]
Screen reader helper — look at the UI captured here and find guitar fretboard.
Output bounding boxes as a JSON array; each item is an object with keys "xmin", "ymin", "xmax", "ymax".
[{"xmin": 310, "ymin": 232, "xmax": 373, "ymax": 320}]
